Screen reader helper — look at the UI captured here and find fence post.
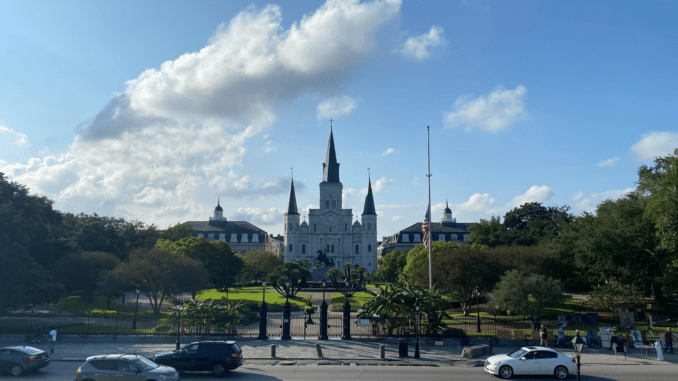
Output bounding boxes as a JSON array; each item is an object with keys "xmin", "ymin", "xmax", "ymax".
[{"xmin": 87, "ymin": 311, "xmax": 90, "ymax": 336}]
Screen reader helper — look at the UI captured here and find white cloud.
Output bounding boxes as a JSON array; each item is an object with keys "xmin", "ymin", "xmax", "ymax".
[
  {"xmin": 631, "ymin": 132, "xmax": 678, "ymax": 160},
  {"xmin": 317, "ymin": 95, "xmax": 358, "ymax": 120},
  {"xmin": 571, "ymin": 188, "xmax": 635, "ymax": 213},
  {"xmin": 0, "ymin": 125, "xmax": 28, "ymax": 146},
  {"xmin": 508, "ymin": 185, "xmax": 554, "ymax": 209},
  {"xmin": 0, "ymin": 0, "xmax": 401, "ymax": 228},
  {"xmin": 372, "ymin": 177, "xmax": 392, "ymax": 192},
  {"xmin": 397, "ymin": 25, "xmax": 445, "ymax": 60},
  {"xmin": 443, "ymin": 85, "xmax": 528, "ymax": 132},
  {"xmin": 597, "ymin": 157, "xmax": 620, "ymax": 167},
  {"xmin": 382, "ymin": 147, "xmax": 395, "ymax": 156},
  {"xmin": 232, "ymin": 206, "xmax": 284, "ymax": 225},
  {"xmin": 391, "ymin": 215, "xmax": 403, "ymax": 221}
]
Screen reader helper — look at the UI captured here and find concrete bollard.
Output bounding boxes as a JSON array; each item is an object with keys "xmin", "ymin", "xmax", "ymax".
[
  {"xmin": 316, "ymin": 343, "xmax": 323, "ymax": 358},
  {"xmin": 380, "ymin": 344, "xmax": 386, "ymax": 359},
  {"xmin": 270, "ymin": 344, "xmax": 276, "ymax": 358}
]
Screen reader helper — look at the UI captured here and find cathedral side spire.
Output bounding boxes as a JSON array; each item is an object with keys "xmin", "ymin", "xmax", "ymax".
[
  {"xmin": 287, "ymin": 178, "xmax": 299, "ymax": 214},
  {"xmin": 362, "ymin": 177, "xmax": 376, "ymax": 215},
  {"xmin": 322, "ymin": 127, "xmax": 340, "ymax": 183}
]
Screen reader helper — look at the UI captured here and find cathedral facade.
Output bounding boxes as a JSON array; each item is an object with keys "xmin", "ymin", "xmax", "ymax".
[{"xmin": 284, "ymin": 129, "xmax": 378, "ymax": 272}]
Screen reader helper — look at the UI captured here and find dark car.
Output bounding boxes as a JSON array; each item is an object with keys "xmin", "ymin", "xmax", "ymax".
[
  {"xmin": 74, "ymin": 354, "xmax": 179, "ymax": 381},
  {"xmin": 153, "ymin": 341, "xmax": 242, "ymax": 377},
  {"xmin": 0, "ymin": 346, "xmax": 50, "ymax": 376}
]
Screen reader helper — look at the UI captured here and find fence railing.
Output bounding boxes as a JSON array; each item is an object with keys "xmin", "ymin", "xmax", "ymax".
[{"xmin": 1, "ymin": 310, "xmax": 666, "ymax": 340}]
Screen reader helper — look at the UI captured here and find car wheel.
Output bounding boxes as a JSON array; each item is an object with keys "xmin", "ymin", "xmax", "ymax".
[
  {"xmin": 498, "ymin": 365, "xmax": 513, "ymax": 379},
  {"xmin": 555, "ymin": 365, "xmax": 569, "ymax": 379},
  {"xmin": 10, "ymin": 365, "xmax": 23, "ymax": 376},
  {"xmin": 212, "ymin": 363, "xmax": 227, "ymax": 377}
]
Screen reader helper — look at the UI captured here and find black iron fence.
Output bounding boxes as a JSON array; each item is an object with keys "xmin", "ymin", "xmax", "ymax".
[{"xmin": 1, "ymin": 310, "xmax": 670, "ymax": 341}]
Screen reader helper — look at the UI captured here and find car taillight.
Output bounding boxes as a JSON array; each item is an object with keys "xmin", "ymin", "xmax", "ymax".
[
  {"xmin": 25, "ymin": 356, "xmax": 37, "ymax": 361},
  {"xmin": 75, "ymin": 368, "xmax": 82, "ymax": 377},
  {"xmin": 231, "ymin": 352, "xmax": 239, "ymax": 357},
  {"xmin": 572, "ymin": 358, "xmax": 577, "ymax": 363}
]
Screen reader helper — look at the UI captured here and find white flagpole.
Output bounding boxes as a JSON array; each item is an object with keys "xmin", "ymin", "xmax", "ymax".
[{"xmin": 427, "ymin": 126, "xmax": 433, "ymax": 290}]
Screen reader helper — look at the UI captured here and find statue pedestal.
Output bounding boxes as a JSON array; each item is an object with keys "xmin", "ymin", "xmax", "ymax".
[{"xmin": 312, "ymin": 267, "xmax": 328, "ymax": 282}]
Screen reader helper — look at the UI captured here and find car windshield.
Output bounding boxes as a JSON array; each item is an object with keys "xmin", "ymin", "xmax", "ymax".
[
  {"xmin": 508, "ymin": 349, "xmax": 528, "ymax": 359},
  {"xmin": 128, "ymin": 356, "xmax": 159, "ymax": 371}
]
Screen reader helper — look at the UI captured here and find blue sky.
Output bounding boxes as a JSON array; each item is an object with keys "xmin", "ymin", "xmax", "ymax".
[{"xmin": 1, "ymin": 0, "xmax": 677, "ymax": 240}]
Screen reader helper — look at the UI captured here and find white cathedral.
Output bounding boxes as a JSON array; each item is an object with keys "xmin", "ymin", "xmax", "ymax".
[{"xmin": 284, "ymin": 128, "xmax": 378, "ymax": 272}]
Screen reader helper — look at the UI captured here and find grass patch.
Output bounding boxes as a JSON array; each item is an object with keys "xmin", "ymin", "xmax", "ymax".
[
  {"xmin": 56, "ymin": 295, "xmax": 136, "ymax": 315},
  {"xmin": 330, "ymin": 292, "xmax": 373, "ymax": 308},
  {"xmin": 196, "ymin": 288, "xmax": 311, "ymax": 308}
]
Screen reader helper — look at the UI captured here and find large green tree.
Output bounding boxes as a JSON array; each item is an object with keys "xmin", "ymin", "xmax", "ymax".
[
  {"xmin": 267, "ymin": 260, "xmax": 312, "ymax": 298},
  {"xmin": 239, "ymin": 250, "xmax": 283, "ymax": 283},
  {"xmin": 51, "ymin": 251, "xmax": 121, "ymax": 303},
  {"xmin": 156, "ymin": 237, "xmax": 244, "ymax": 294},
  {"xmin": 113, "ymin": 248, "xmax": 209, "ymax": 314},
  {"xmin": 375, "ymin": 250, "xmax": 407, "ymax": 282},
  {"xmin": 489, "ymin": 269, "xmax": 563, "ymax": 330},
  {"xmin": 403, "ymin": 241, "xmax": 504, "ymax": 315}
]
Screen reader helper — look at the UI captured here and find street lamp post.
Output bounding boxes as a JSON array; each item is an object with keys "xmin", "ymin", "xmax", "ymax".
[
  {"xmin": 571, "ymin": 330, "xmax": 585, "ymax": 381},
  {"xmin": 319, "ymin": 277, "xmax": 328, "ymax": 340},
  {"xmin": 476, "ymin": 287, "xmax": 481, "ymax": 333},
  {"xmin": 258, "ymin": 278, "xmax": 268, "ymax": 340},
  {"xmin": 414, "ymin": 300, "xmax": 421, "ymax": 359},
  {"xmin": 132, "ymin": 289, "xmax": 140, "ymax": 330},
  {"xmin": 282, "ymin": 278, "xmax": 292, "ymax": 340},
  {"xmin": 175, "ymin": 302, "xmax": 183, "ymax": 350},
  {"xmin": 342, "ymin": 276, "xmax": 352, "ymax": 340}
]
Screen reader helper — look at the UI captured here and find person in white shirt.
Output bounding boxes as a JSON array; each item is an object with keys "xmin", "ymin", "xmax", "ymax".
[{"xmin": 555, "ymin": 323, "xmax": 568, "ymax": 348}]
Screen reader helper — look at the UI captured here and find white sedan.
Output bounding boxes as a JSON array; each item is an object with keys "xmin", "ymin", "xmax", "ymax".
[{"xmin": 484, "ymin": 346, "xmax": 577, "ymax": 379}]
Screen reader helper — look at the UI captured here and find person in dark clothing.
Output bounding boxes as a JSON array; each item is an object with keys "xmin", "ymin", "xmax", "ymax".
[{"xmin": 664, "ymin": 328, "xmax": 673, "ymax": 354}]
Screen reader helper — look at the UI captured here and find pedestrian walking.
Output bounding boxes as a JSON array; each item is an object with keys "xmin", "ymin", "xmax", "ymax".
[
  {"xmin": 555, "ymin": 323, "xmax": 568, "ymax": 348},
  {"xmin": 48, "ymin": 327, "xmax": 57, "ymax": 353},
  {"xmin": 664, "ymin": 327, "xmax": 673, "ymax": 354},
  {"xmin": 540, "ymin": 324, "xmax": 548, "ymax": 347}
]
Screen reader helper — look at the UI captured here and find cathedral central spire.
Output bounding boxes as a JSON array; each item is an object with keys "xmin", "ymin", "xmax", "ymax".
[{"xmin": 322, "ymin": 128, "xmax": 340, "ymax": 183}]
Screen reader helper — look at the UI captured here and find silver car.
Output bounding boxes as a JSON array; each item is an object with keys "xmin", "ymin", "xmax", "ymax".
[{"xmin": 74, "ymin": 354, "xmax": 179, "ymax": 381}]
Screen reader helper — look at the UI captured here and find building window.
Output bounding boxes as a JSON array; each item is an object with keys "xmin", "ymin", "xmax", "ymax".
[
  {"xmin": 314, "ymin": 224, "xmax": 317, "ymax": 232},
  {"xmin": 368, "ymin": 223, "xmax": 372, "ymax": 231},
  {"xmin": 368, "ymin": 244, "xmax": 372, "ymax": 252},
  {"xmin": 302, "ymin": 244, "xmax": 306, "ymax": 254},
  {"xmin": 253, "ymin": 234, "xmax": 259, "ymax": 242},
  {"xmin": 329, "ymin": 227, "xmax": 332, "ymax": 232},
  {"xmin": 451, "ymin": 234, "xmax": 457, "ymax": 240},
  {"xmin": 327, "ymin": 244, "xmax": 330, "ymax": 253},
  {"xmin": 331, "ymin": 245, "xmax": 335, "ymax": 253},
  {"xmin": 290, "ymin": 224, "xmax": 293, "ymax": 231},
  {"xmin": 230, "ymin": 233, "xmax": 238, "ymax": 242},
  {"xmin": 325, "ymin": 201, "xmax": 329, "ymax": 209},
  {"xmin": 197, "ymin": 233, "xmax": 204, "ymax": 238},
  {"xmin": 219, "ymin": 233, "xmax": 226, "ymax": 241},
  {"xmin": 332, "ymin": 200, "xmax": 336, "ymax": 209},
  {"xmin": 289, "ymin": 244, "xmax": 293, "ymax": 252},
  {"xmin": 402, "ymin": 234, "xmax": 409, "ymax": 243},
  {"xmin": 355, "ymin": 245, "xmax": 359, "ymax": 254},
  {"xmin": 345, "ymin": 223, "xmax": 347, "ymax": 231},
  {"xmin": 414, "ymin": 234, "xmax": 421, "ymax": 243},
  {"xmin": 241, "ymin": 233, "xmax": 248, "ymax": 242}
]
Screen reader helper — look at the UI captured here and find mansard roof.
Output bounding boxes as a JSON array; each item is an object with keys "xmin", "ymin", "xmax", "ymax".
[
  {"xmin": 183, "ymin": 220, "xmax": 267, "ymax": 234},
  {"xmin": 399, "ymin": 221, "xmax": 473, "ymax": 234}
]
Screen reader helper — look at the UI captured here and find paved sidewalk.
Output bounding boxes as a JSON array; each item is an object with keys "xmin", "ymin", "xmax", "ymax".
[{"xmin": 2, "ymin": 335, "xmax": 677, "ymax": 367}]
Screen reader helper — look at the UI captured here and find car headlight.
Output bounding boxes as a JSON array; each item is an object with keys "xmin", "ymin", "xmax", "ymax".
[{"xmin": 159, "ymin": 374, "xmax": 174, "ymax": 380}]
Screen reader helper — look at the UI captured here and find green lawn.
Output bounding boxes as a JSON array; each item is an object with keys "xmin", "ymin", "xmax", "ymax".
[
  {"xmin": 197, "ymin": 288, "xmax": 311, "ymax": 307},
  {"xmin": 56, "ymin": 295, "xmax": 136, "ymax": 315}
]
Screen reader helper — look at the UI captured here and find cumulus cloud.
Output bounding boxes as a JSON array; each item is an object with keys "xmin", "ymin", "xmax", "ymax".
[
  {"xmin": 317, "ymin": 95, "xmax": 358, "ymax": 120},
  {"xmin": 232, "ymin": 206, "xmax": 284, "ymax": 225},
  {"xmin": 372, "ymin": 177, "xmax": 392, "ymax": 192},
  {"xmin": 382, "ymin": 148, "xmax": 395, "ymax": 156},
  {"xmin": 0, "ymin": 0, "xmax": 400, "ymax": 228},
  {"xmin": 0, "ymin": 125, "xmax": 28, "ymax": 146},
  {"xmin": 508, "ymin": 185, "xmax": 554, "ymax": 208},
  {"xmin": 597, "ymin": 157, "xmax": 620, "ymax": 167},
  {"xmin": 445, "ymin": 185, "xmax": 554, "ymax": 221},
  {"xmin": 391, "ymin": 215, "xmax": 403, "ymax": 221},
  {"xmin": 397, "ymin": 25, "xmax": 445, "ymax": 60},
  {"xmin": 572, "ymin": 188, "xmax": 635, "ymax": 213},
  {"xmin": 631, "ymin": 132, "xmax": 678, "ymax": 160},
  {"xmin": 209, "ymin": 175, "xmax": 303, "ymax": 198},
  {"xmin": 443, "ymin": 85, "xmax": 527, "ymax": 132}
]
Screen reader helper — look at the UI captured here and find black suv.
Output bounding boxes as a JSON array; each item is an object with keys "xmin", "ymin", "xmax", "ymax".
[{"xmin": 153, "ymin": 341, "xmax": 242, "ymax": 377}]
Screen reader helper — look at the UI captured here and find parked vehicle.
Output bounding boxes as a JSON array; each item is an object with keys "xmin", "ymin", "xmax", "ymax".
[
  {"xmin": 74, "ymin": 354, "xmax": 179, "ymax": 381},
  {"xmin": 153, "ymin": 341, "xmax": 242, "ymax": 377},
  {"xmin": 0, "ymin": 346, "xmax": 50, "ymax": 376},
  {"xmin": 484, "ymin": 346, "xmax": 577, "ymax": 379}
]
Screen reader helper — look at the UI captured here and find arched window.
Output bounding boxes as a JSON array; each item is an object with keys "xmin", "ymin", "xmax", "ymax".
[
  {"xmin": 302, "ymin": 244, "xmax": 306, "ymax": 254},
  {"xmin": 368, "ymin": 244, "xmax": 372, "ymax": 252},
  {"xmin": 345, "ymin": 223, "xmax": 347, "ymax": 231},
  {"xmin": 289, "ymin": 244, "xmax": 293, "ymax": 252},
  {"xmin": 329, "ymin": 227, "xmax": 332, "ymax": 232},
  {"xmin": 325, "ymin": 201, "xmax": 329, "ymax": 209},
  {"xmin": 331, "ymin": 245, "xmax": 335, "ymax": 253},
  {"xmin": 314, "ymin": 224, "xmax": 317, "ymax": 232},
  {"xmin": 355, "ymin": 245, "xmax": 359, "ymax": 254},
  {"xmin": 327, "ymin": 244, "xmax": 330, "ymax": 253}
]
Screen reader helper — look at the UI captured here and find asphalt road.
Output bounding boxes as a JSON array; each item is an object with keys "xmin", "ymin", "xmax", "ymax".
[{"xmin": 4, "ymin": 362, "xmax": 677, "ymax": 381}]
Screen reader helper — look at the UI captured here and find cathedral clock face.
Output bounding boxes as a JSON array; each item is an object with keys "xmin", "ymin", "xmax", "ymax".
[{"xmin": 328, "ymin": 215, "xmax": 334, "ymax": 222}]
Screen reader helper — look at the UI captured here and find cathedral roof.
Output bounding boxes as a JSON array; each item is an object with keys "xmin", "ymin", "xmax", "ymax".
[
  {"xmin": 322, "ymin": 128, "xmax": 340, "ymax": 183},
  {"xmin": 286, "ymin": 178, "xmax": 299, "ymax": 214},
  {"xmin": 215, "ymin": 198, "xmax": 223, "ymax": 212},
  {"xmin": 362, "ymin": 178, "xmax": 376, "ymax": 215}
]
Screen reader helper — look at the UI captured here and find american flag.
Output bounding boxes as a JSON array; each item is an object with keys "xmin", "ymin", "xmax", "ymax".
[{"xmin": 421, "ymin": 207, "xmax": 430, "ymax": 250}]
